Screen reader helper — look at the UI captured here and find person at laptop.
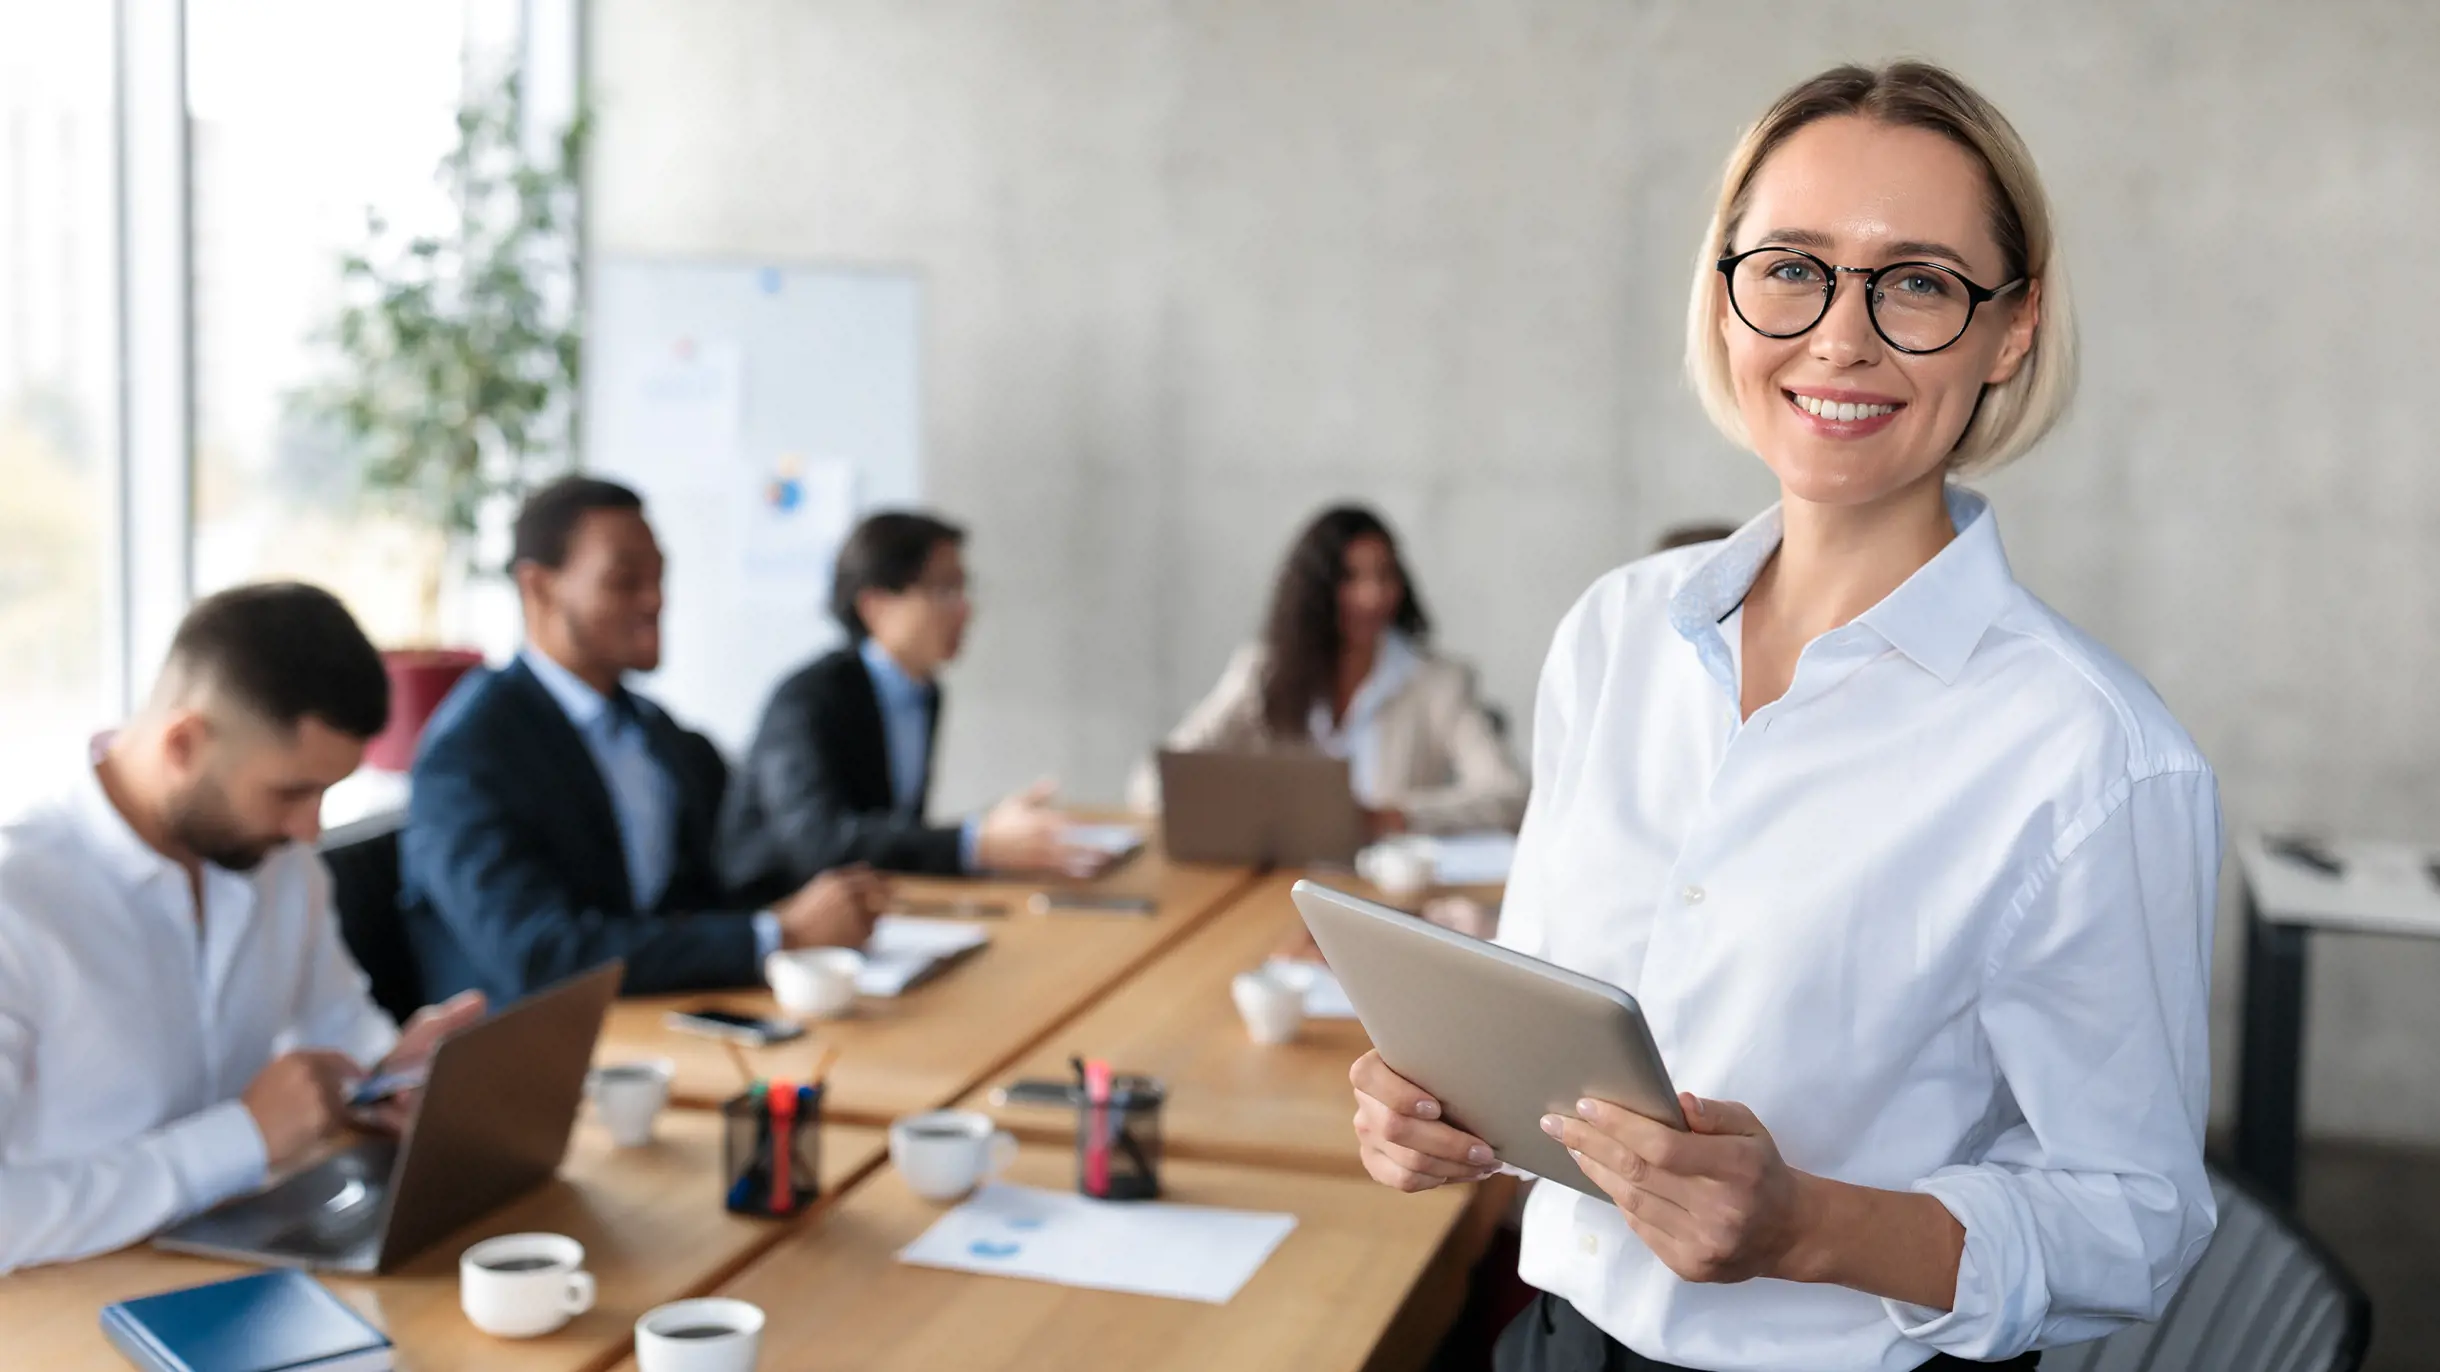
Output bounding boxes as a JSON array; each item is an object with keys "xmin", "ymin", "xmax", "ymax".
[
  {"xmin": 1130, "ymin": 504, "xmax": 1524, "ymax": 837},
  {"xmin": 717, "ymin": 510, "xmax": 1102, "ymax": 902},
  {"xmin": 0, "ymin": 583, "xmax": 485, "ymax": 1273},
  {"xmin": 401, "ymin": 477, "xmax": 888, "ymax": 1004}
]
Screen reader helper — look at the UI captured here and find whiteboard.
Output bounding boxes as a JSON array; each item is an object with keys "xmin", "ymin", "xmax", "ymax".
[{"xmin": 585, "ymin": 257, "xmax": 923, "ymax": 754}]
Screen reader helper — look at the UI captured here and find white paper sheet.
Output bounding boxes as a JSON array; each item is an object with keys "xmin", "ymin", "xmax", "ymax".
[
  {"xmin": 857, "ymin": 915, "xmax": 991, "ymax": 998},
  {"xmin": 630, "ymin": 338, "xmax": 743, "ymax": 483},
  {"xmin": 896, "ymin": 1184, "xmax": 1297, "ymax": 1304},
  {"xmin": 1427, "ymin": 831, "xmax": 1518, "ymax": 886},
  {"xmin": 1260, "ymin": 958, "xmax": 1358, "ymax": 1020}
]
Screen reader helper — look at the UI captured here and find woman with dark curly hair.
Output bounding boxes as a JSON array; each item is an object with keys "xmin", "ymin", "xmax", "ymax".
[{"xmin": 1132, "ymin": 504, "xmax": 1524, "ymax": 836}]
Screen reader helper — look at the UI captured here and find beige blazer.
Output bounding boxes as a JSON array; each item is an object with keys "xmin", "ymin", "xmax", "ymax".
[{"xmin": 1128, "ymin": 643, "xmax": 1527, "ymax": 834}]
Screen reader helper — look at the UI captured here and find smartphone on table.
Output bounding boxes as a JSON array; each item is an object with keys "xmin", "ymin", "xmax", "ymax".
[{"xmin": 664, "ymin": 1007, "xmax": 806, "ymax": 1047}]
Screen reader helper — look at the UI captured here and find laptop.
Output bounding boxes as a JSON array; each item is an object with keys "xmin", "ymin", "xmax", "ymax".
[
  {"xmin": 1157, "ymin": 748, "xmax": 1367, "ymax": 867},
  {"xmin": 154, "ymin": 961, "xmax": 623, "ymax": 1274}
]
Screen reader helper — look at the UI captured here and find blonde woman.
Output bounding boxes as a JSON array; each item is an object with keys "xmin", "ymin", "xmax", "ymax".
[{"xmin": 1350, "ymin": 62, "xmax": 2217, "ymax": 1371}]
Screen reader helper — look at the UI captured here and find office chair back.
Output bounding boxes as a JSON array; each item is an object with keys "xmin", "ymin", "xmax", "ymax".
[
  {"xmin": 321, "ymin": 812, "xmax": 423, "ymax": 1024},
  {"xmin": 2040, "ymin": 1164, "xmax": 2369, "ymax": 1372}
]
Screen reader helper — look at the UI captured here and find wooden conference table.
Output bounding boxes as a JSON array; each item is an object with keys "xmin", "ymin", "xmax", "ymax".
[
  {"xmin": 603, "ymin": 1142, "xmax": 1485, "ymax": 1372},
  {"xmin": 6, "ymin": 1112, "xmax": 889, "ymax": 1372},
  {"xmin": 970, "ymin": 870, "xmax": 1391, "ymax": 1176},
  {"xmin": 595, "ymin": 835, "xmax": 1257, "ymax": 1121},
  {"xmin": 17, "ymin": 836, "xmax": 1510, "ymax": 1372}
]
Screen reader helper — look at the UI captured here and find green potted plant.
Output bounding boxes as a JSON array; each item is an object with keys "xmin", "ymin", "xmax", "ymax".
[{"xmin": 296, "ymin": 70, "xmax": 586, "ymax": 770}]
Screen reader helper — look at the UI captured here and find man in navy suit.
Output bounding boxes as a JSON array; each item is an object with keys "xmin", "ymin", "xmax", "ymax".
[{"xmin": 399, "ymin": 477, "xmax": 886, "ymax": 1003}]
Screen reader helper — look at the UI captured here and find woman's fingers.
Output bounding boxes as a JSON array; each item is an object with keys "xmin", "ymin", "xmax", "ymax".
[
  {"xmin": 1349, "ymin": 1050, "xmax": 1440, "ymax": 1119},
  {"xmin": 1350, "ymin": 1050, "xmax": 1494, "ymax": 1160},
  {"xmin": 1355, "ymin": 1092, "xmax": 1495, "ymax": 1167},
  {"xmin": 1568, "ymin": 1144, "xmax": 1695, "ymax": 1243},
  {"xmin": 1374, "ymin": 1136, "xmax": 1500, "ymax": 1183}
]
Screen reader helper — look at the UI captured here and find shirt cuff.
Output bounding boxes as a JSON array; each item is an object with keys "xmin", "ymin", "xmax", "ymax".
[
  {"xmin": 752, "ymin": 910, "xmax": 783, "ymax": 963},
  {"xmin": 1882, "ymin": 1165, "xmax": 2047, "ymax": 1361},
  {"xmin": 959, "ymin": 816, "xmax": 983, "ymax": 874},
  {"xmin": 164, "ymin": 1098, "xmax": 271, "ymax": 1218}
]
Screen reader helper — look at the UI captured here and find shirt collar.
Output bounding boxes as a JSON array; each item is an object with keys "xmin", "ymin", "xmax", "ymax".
[
  {"xmin": 522, "ymin": 647, "xmax": 621, "ymax": 731},
  {"xmin": 1309, "ymin": 629, "xmax": 1423, "ymax": 741},
  {"xmin": 1669, "ymin": 485, "xmax": 2014, "ymax": 688},
  {"xmin": 859, "ymin": 637, "xmax": 935, "ymax": 710},
  {"xmin": 71, "ymin": 756, "xmax": 184, "ymax": 893}
]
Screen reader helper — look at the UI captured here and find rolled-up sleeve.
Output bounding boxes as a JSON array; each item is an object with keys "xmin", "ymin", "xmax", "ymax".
[{"xmin": 1888, "ymin": 764, "xmax": 2222, "ymax": 1357}]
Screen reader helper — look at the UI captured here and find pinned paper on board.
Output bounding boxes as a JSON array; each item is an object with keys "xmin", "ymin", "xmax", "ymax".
[
  {"xmin": 630, "ymin": 338, "xmax": 745, "ymax": 482},
  {"xmin": 743, "ymin": 454, "xmax": 856, "ymax": 589}
]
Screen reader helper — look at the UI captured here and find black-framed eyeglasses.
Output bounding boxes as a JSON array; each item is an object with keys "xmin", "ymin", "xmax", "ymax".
[{"xmin": 1715, "ymin": 247, "xmax": 2025, "ymax": 355}]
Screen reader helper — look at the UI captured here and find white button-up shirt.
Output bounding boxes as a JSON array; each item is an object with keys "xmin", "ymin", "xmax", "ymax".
[
  {"xmin": 0, "ymin": 760, "xmax": 398, "ymax": 1272},
  {"xmin": 1499, "ymin": 488, "xmax": 2219, "ymax": 1370}
]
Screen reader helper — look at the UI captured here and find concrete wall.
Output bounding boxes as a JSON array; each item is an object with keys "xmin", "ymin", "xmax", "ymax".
[{"xmin": 589, "ymin": 0, "xmax": 2440, "ymax": 1143}]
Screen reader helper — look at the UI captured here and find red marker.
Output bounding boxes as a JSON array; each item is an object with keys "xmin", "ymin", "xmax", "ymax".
[
  {"xmin": 769, "ymin": 1077, "xmax": 798, "ymax": 1215},
  {"xmin": 1082, "ymin": 1058, "xmax": 1114, "ymax": 1197}
]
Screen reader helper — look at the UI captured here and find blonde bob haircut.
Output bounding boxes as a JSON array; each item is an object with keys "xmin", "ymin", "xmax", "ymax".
[{"xmin": 1685, "ymin": 61, "xmax": 2076, "ymax": 476}]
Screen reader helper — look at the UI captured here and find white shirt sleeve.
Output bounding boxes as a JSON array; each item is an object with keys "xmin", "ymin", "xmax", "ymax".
[
  {"xmin": 0, "ymin": 928, "xmax": 268, "ymax": 1274},
  {"xmin": 1886, "ymin": 766, "xmax": 2222, "ymax": 1358},
  {"xmin": 1492, "ymin": 586, "xmax": 1596, "ymax": 964},
  {"xmin": 286, "ymin": 855, "xmax": 401, "ymax": 1067}
]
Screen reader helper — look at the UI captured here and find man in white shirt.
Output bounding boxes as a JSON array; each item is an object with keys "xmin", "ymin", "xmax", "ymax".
[{"xmin": 0, "ymin": 582, "xmax": 484, "ymax": 1273}]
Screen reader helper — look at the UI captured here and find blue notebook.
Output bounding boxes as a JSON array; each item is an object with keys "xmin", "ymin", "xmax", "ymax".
[{"xmin": 100, "ymin": 1269, "xmax": 393, "ymax": 1372}]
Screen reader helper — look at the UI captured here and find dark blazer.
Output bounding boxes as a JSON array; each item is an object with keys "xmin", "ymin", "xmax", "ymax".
[
  {"xmin": 718, "ymin": 646, "xmax": 966, "ymax": 905},
  {"xmin": 398, "ymin": 657, "xmax": 762, "ymax": 1003}
]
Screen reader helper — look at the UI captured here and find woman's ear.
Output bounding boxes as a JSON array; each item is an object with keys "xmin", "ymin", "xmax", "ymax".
[{"xmin": 1984, "ymin": 277, "xmax": 2042, "ymax": 386}]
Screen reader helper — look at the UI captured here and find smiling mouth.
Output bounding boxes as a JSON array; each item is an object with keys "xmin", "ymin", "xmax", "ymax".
[{"xmin": 1786, "ymin": 391, "xmax": 1903, "ymax": 422}]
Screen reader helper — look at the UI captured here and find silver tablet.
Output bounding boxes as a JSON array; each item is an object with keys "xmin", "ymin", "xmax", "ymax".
[{"xmin": 1289, "ymin": 880, "xmax": 1683, "ymax": 1197}]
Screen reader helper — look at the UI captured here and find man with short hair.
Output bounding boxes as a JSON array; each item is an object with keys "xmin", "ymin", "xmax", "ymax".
[
  {"xmin": 401, "ymin": 476, "xmax": 886, "ymax": 1006},
  {"xmin": 717, "ymin": 509, "xmax": 1097, "ymax": 904},
  {"xmin": 0, "ymin": 583, "xmax": 484, "ymax": 1273}
]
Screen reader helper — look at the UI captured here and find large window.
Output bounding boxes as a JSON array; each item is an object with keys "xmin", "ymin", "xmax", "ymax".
[
  {"xmin": 0, "ymin": 1, "xmax": 118, "ymax": 812},
  {"xmin": 188, "ymin": 0, "xmax": 514, "ymax": 648}
]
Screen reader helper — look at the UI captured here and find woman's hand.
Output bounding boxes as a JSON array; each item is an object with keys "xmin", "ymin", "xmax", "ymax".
[
  {"xmin": 1543, "ymin": 1092, "xmax": 1818, "ymax": 1284},
  {"xmin": 1350, "ymin": 1050, "xmax": 1502, "ymax": 1192}
]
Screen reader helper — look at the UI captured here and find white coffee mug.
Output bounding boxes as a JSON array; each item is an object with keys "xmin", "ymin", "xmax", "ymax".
[
  {"xmin": 889, "ymin": 1109, "xmax": 1019, "ymax": 1202},
  {"xmin": 765, "ymin": 947, "xmax": 862, "ymax": 1019},
  {"xmin": 635, "ymin": 1298, "xmax": 765, "ymax": 1372},
  {"xmin": 1357, "ymin": 837, "xmax": 1435, "ymax": 899},
  {"xmin": 1231, "ymin": 968, "xmax": 1307, "ymax": 1045},
  {"xmin": 588, "ymin": 1059, "xmax": 674, "ymax": 1148},
  {"xmin": 460, "ymin": 1232, "xmax": 595, "ymax": 1339}
]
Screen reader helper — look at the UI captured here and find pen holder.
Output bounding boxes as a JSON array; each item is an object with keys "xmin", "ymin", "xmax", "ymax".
[
  {"xmin": 1074, "ymin": 1077, "xmax": 1165, "ymax": 1201},
  {"xmin": 721, "ymin": 1082, "xmax": 824, "ymax": 1217}
]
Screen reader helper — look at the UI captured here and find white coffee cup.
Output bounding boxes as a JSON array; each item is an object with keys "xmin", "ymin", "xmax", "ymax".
[
  {"xmin": 587, "ymin": 1059, "xmax": 674, "ymax": 1148},
  {"xmin": 635, "ymin": 1298, "xmax": 764, "ymax": 1372},
  {"xmin": 460, "ymin": 1232, "xmax": 595, "ymax": 1339},
  {"xmin": 765, "ymin": 947, "xmax": 862, "ymax": 1019},
  {"xmin": 889, "ymin": 1109, "xmax": 1019, "ymax": 1203},
  {"xmin": 1357, "ymin": 837, "xmax": 1435, "ymax": 899},
  {"xmin": 1231, "ymin": 968, "xmax": 1307, "ymax": 1045}
]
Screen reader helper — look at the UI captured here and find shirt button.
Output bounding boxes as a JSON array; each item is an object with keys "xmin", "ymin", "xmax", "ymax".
[
  {"xmin": 1578, "ymin": 1231, "xmax": 1600, "ymax": 1256},
  {"xmin": 1681, "ymin": 884, "xmax": 1706, "ymax": 906}
]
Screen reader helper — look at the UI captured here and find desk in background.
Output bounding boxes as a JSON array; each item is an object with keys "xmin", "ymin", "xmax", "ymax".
[
  {"xmin": 1, "ymin": 1112, "xmax": 888, "ymax": 1372},
  {"xmin": 598, "ymin": 845, "xmax": 1258, "ymax": 1120},
  {"xmin": 972, "ymin": 871, "xmax": 1385, "ymax": 1175},
  {"xmin": 2234, "ymin": 831, "xmax": 2440, "ymax": 1206},
  {"xmin": 604, "ymin": 1142, "xmax": 1485, "ymax": 1372}
]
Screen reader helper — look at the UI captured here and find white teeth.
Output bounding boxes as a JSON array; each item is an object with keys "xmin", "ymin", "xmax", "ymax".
[{"xmin": 1791, "ymin": 393, "xmax": 1896, "ymax": 421}]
